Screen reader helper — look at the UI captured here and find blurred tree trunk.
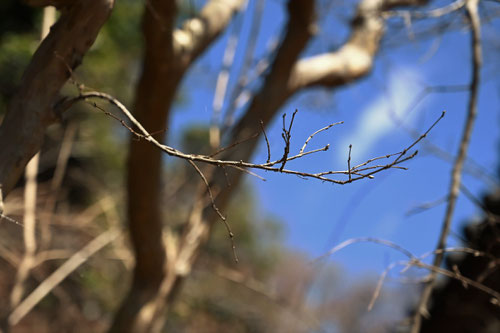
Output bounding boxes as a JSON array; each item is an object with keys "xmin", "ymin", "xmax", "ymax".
[
  {"xmin": 0, "ymin": 0, "xmax": 114, "ymax": 196},
  {"xmin": 109, "ymin": 1, "xmax": 247, "ymax": 332}
]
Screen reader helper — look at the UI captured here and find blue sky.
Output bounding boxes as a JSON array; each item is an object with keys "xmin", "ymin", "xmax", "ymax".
[{"xmin": 170, "ymin": 0, "xmax": 500, "ymax": 278}]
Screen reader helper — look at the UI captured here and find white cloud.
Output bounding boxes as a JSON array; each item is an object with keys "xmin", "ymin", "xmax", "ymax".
[{"xmin": 338, "ymin": 68, "xmax": 423, "ymax": 163}]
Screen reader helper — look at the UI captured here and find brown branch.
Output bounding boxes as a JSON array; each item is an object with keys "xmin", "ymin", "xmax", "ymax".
[
  {"xmin": 62, "ymin": 91, "xmax": 436, "ymax": 185},
  {"xmin": 9, "ymin": 154, "xmax": 39, "ymax": 310},
  {"xmin": 315, "ymin": 238, "xmax": 500, "ymax": 313},
  {"xmin": 260, "ymin": 120, "xmax": 272, "ymax": 163},
  {"xmin": 187, "ymin": 160, "xmax": 238, "ymax": 262},
  {"xmin": 411, "ymin": 0, "xmax": 482, "ymax": 331},
  {"xmin": 0, "ymin": 0, "xmax": 114, "ymax": 197}
]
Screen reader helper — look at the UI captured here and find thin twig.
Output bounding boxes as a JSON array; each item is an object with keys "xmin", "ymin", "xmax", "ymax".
[
  {"xmin": 187, "ymin": 160, "xmax": 238, "ymax": 263},
  {"xmin": 279, "ymin": 110, "xmax": 298, "ymax": 172},
  {"xmin": 300, "ymin": 121, "xmax": 343, "ymax": 154},
  {"xmin": 411, "ymin": 1, "xmax": 482, "ymax": 330},
  {"xmin": 384, "ymin": 0, "xmax": 466, "ymax": 19},
  {"xmin": 209, "ymin": 132, "xmax": 259, "ymax": 158},
  {"xmin": 315, "ymin": 238, "xmax": 500, "ymax": 313},
  {"xmin": 406, "ymin": 196, "xmax": 448, "ymax": 216},
  {"xmin": 260, "ymin": 120, "xmax": 271, "ymax": 163},
  {"xmin": 348, "ymin": 144, "xmax": 352, "ymax": 182},
  {"xmin": 210, "ymin": 3, "xmax": 246, "ymax": 148}
]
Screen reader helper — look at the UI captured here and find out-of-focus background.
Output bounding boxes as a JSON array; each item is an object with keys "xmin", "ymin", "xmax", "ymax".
[{"xmin": 0, "ymin": 0, "xmax": 499, "ymax": 332}]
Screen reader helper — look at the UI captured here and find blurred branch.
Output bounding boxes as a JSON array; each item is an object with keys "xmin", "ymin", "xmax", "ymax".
[
  {"xmin": 110, "ymin": 1, "xmax": 248, "ymax": 332},
  {"xmin": 9, "ymin": 154, "xmax": 39, "ymax": 310},
  {"xmin": 315, "ymin": 237, "xmax": 500, "ymax": 313},
  {"xmin": 411, "ymin": 0, "xmax": 482, "ymax": 330},
  {"xmin": 384, "ymin": 0, "xmax": 466, "ymax": 19},
  {"xmin": 289, "ymin": 0, "xmax": 428, "ymax": 91},
  {"xmin": 8, "ymin": 228, "xmax": 121, "ymax": 326},
  {"xmin": 9, "ymin": 7, "xmax": 56, "ymax": 322},
  {"xmin": 174, "ymin": 0, "xmax": 248, "ymax": 66},
  {"xmin": 41, "ymin": 122, "xmax": 78, "ymax": 250},
  {"xmin": 211, "ymin": 266, "xmax": 326, "ymax": 332},
  {"xmin": 0, "ymin": 0, "xmax": 114, "ymax": 196}
]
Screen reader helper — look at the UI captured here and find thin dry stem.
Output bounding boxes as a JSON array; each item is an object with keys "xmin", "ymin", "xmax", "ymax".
[
  {"xmin": 299, "ymin": 122, "xmax": 343, "ymax": 154},
  {"xmin": 260, "ymin": 120, "xmax": 271, "ymax": 163},
  {"xmin": 58, "ymin": 92, "xmax": 440, "ymax": 186},
  {"xmin": 187, "ymin": 160, "xmax": 238, "ymax": 263}
]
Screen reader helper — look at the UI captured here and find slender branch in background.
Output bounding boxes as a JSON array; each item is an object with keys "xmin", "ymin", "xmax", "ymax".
[
  {"xmin": 222, "ymin": 0, "xmax": 266, "ymax": 129},
  {"xmin": 41, "ymin": 122, "xmax": 78, "ymax": 250},
  {"xmin": 406, "ymin": 196, "xmax": 448, "ymax": 216},
  {"xmin": 223, "ymin": 38, "xmax": 278, "ymax": 129},
  {"xmin": 9, "ymin": 5, "xmax": 56, "ymax": 316},
  {"xmin": 10, "ymin": 153, "xmax": 39, "ymax": 309},
  {"xmin": 384, "ymin": 0, "xmax": 466, "ymax": 19},
  {"xmin": 211, "ymin": 266, "xmax": 326, "ymax": 332},
  {"xmin": 411, "ymin": 0, "xmax": 482, "ymax": 331},
  {"xmin": 8, "ymin": 228, "xmax": 121, "ymax": 326},
  {"xmin": 348, "ymin": 144, "xmax": 352, "ymax": 182},
  {"xmin": 208, "ymin": 132, "xmax": 259, "ymax": 158},
  {"xmin": 210, "ymin": 2, "xmax": 247, "ymax": 148},
  {"xmin": 315, "ymin": 237, "xmax": 500, "ymax": 313}
]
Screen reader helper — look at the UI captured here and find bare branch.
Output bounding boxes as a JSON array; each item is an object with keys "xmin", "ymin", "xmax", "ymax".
[
  {"xmin": 60, "ymin": 92, "xmax": 441, "ymax": 185},
  {"xmin": 411, "ymin": 0, "xmax": 482, "ymax": 330},
  {"xmin": 9, "ymin": 228, "xmax": 121, "ymax": 326},
  {"xmin": 260, "ymin": 120, "xmax": 272, "ymax": 163},
  {"xmin": 315, "ymin": 238, "xmax": 500, "ymax": 313},
  {"xmin": 300, "ymin": 122, "xmax": 343, "ymax": 154},
  {"xmin": 187, "ymin": 160, "xmax": 238, "ymax": 262}
]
